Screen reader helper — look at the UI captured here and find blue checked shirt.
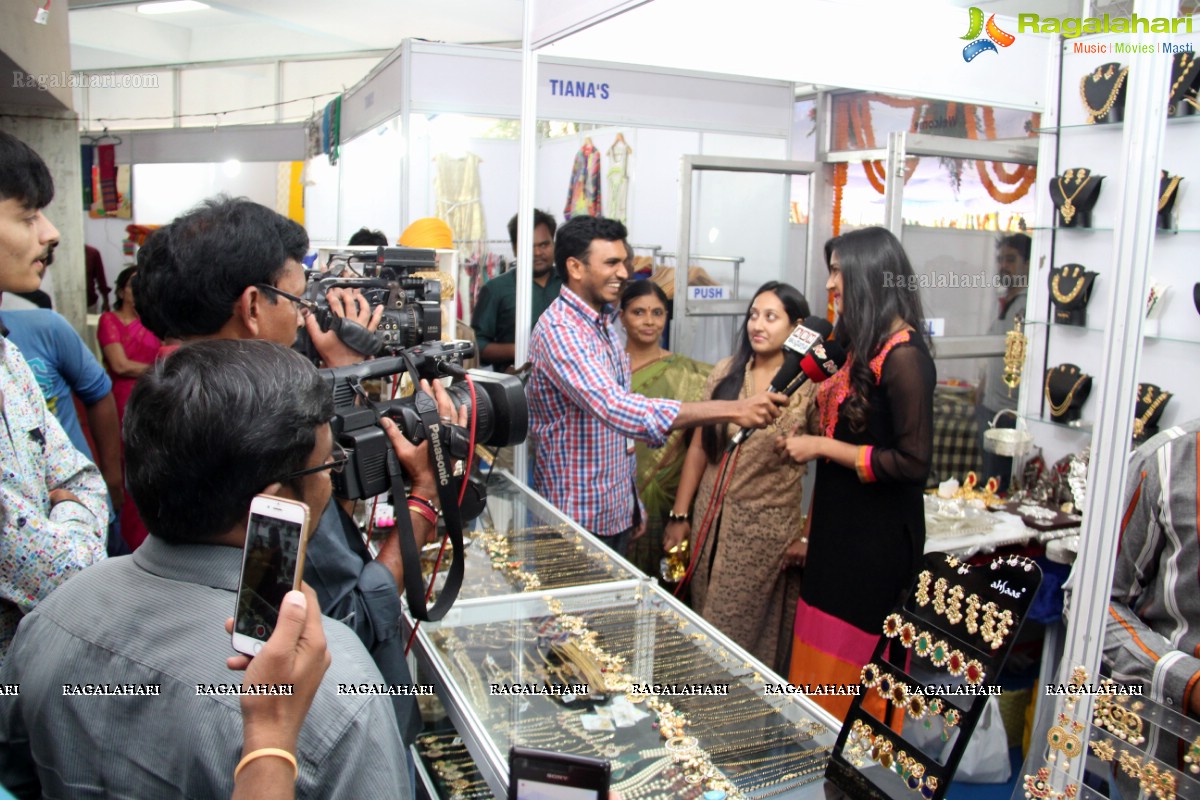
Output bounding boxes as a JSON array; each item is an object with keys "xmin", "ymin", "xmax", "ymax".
[{"xmin": 527, "ymin": 287, "xmax": 680, "ymax": 537}]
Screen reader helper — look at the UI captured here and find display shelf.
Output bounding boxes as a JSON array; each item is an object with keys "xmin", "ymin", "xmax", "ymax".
[
  {"xmin": 1025, "ymin": 226, "xmax": 1200, "ymax": 234},
  {"xmin": 1023, "ymin": 318, "xmax": 1200, "ymax": 346},
  {"xmin": 1023, "ymin": 412, "xmax": 1094, "ymax": 432},
  {"xmin": 422, "ymin": 471, "xmax": 644, "ymax": 607},
  {"xmin": 1030, "ymin": 112, "xmax": 1200, "ymax": 135},
  {"xmin": 410, "ymin": 473, "xmax": 840, "ymax": 799},
  {"xmin": 414, "ymin": 734, "xmax": 500, "ymax": 799},
  {"xmin": 411, "ymin": 579, "xmax": 840, "ymax": 799}
]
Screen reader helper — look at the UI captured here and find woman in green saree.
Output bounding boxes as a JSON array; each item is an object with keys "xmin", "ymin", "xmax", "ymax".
[{"xmin": 618, "ymin": 280, "xmax": 710, "ymax": 577}]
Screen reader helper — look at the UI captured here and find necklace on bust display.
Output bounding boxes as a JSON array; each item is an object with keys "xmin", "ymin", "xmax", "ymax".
[
  {"xmin": 1080, "ymin": 65, "xmax": 1128, "ymax": 123},
  {"xmin": 1159, "ymin": 175, "xmax": 1182, "ymax": 212},
  {"xmin": 1133, "ymin": 388, "xmax": 1170, "ymax": 439},
  {"xmin": 1051, "ymin": 266, "xmax": 1086, "ymax": 305},
  {"xmin": 1055, "ymin": 172, "xmax": 1092, "ymax": 225},
  {"xmin": 1045, "ymin": 368, "xmax": 1089, "ymax": 418}
]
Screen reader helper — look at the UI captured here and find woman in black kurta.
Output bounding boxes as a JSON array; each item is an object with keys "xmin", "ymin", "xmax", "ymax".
[{"xmin": 777, "ymin": 226, "xmax": 935, "ymax": 720}]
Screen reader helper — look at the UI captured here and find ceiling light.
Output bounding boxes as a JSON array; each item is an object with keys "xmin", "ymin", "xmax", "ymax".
[{"xmin": 137, "ymin": 1, "xmax": 210, "ymax": 15}]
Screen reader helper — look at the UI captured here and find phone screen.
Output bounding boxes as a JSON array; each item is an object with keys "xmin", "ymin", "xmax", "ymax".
[
  {"xmin": 234, "ymin": 512, "xmax": 304, "ymax": 642},
  {"xmin": 513, "ymin": 780, "xmax": 600, "ymax": 800}
]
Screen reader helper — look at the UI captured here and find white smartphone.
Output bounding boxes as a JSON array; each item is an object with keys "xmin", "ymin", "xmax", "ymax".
[{"xmin": 231, "ymin": 494, "xmax": 311, "ymax": 657}]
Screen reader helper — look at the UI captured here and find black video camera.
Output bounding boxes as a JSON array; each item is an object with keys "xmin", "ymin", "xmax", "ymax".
[
  {"xmin": 296, "ymin": 246, "xmax": 443, "ymax": 363},
  {"xmin": 320, "ymin": 340, "xmax": 528, "ymax": 512}
]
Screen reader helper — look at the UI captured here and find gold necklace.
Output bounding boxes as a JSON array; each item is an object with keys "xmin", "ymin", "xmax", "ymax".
[
  {"xmin": 1055, "ymin": 174, "xmax": 1092, "ymax": 225},
  {"xmin": 1159, "ymin": 176, "xmax": 1182, "ymax": 212},
  {"xmin": 1045, "ymin": 369, "xmax": 1089, "ymax": 418},
  {"xmin": 1171, "ymin": 53, "xmax": 1196, "ymax": 99},
  {"xmin": 1080, "ymin": 65, "xmax": 1129, "ymax": 123},
  {"xmin": 1133, "ymin": 391, "xmax": 1170, "ymax": 438},
  {"xmin": 1051, "ymin": 266, "xmax": 1086, "ymax": 304}
]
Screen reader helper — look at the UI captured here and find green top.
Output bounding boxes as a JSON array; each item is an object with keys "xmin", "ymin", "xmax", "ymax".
[{"xmin": 470, "ymin": 268, "xmax": 563, "ymax": 371}]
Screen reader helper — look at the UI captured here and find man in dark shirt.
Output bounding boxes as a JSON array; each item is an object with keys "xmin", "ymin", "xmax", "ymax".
[
  {"xmin": 472, "ymin": 209, "xmax": 561, "ymax": 373},
  {"xmin": 135, "ymin": 197, "xmax": 422, "ymax": 744}
]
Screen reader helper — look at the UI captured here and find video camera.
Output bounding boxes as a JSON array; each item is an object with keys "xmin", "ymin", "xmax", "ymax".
[
  {"xmin": 296, "ymin": 246, "xmax": 443, "ymax": 363},
  {"xmin": 320, "ymin": 340, "xmax": 528, "ymax": 510}
]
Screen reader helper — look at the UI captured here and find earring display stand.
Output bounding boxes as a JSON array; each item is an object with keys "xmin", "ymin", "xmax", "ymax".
[
  {"xmin": 826, "ymin": 553, "xmax": 1043, "ymax": 800},
  {"xmin": 1084, "ymin": 681, "xmax": 1200, "ymax": 800}
]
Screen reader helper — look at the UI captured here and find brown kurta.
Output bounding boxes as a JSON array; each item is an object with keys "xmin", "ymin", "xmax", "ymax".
[{"xmin": 689, "ymin": 356, "xmax": 813, "ymax": 675}]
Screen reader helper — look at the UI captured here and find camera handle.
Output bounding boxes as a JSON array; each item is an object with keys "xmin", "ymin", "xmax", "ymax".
[
  {"xmin": 327, "ymin": 314, "xmax": 384, "ymax": 357},
  {"xmin": 391, "ymin": 375, "xmax": 467, "ymax": 622}
]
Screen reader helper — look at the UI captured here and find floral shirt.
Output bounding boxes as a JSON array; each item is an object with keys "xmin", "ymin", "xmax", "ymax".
[{"xmin": 0, "ymin": 322, "xmax": 107, "ymax": 663}]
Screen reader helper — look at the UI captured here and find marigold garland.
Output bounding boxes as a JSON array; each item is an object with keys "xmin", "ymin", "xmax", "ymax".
[{"xmin": 963, "ymin": 104, "xmax": 1037, "ymax": 204}]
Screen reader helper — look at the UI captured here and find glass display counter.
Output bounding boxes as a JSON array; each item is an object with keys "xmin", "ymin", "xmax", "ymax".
[
  {"xmin": 423, "ymin": 470, "xmax": 643, "ymax": 606},
  {"xmin": 409, "ymin": 471, "xmax": 841, "ymax": 799}
]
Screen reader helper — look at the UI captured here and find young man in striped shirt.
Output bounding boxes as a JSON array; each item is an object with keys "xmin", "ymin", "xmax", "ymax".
[{"xmin": 526, "ymin": 215, "xmax": 786, "ymax": 557}]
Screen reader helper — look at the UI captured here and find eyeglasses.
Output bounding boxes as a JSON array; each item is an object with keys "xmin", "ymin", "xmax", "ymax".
[
  {"xmin": 255, "ymin": 283, "xmax": 318, "ymax": 318},
  {"xmin": 284, "ymin": 442, "xmax": 348, "ymax": 480}
]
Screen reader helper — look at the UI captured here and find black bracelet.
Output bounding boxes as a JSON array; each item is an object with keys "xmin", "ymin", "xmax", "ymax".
[{"xmin": 667, "ymin": 511, "xmax": 689, "ymax": 523}]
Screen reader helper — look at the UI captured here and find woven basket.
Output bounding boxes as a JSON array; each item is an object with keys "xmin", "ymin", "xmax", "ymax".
[{"xmin": 983, "ymin": 409, "xmax": 1033, "ymax": 457}]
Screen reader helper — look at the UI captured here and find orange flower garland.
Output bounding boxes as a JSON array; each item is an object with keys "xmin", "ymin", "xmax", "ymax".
[{"xmin": 964, "ymin": 104, "xmax": 1037, "ymax": 204}]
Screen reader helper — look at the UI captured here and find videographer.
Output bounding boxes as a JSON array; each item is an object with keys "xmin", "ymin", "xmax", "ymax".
[
  {"xmin": 135, "ymin": 196, "xmax": 426, "ymax": 746},
  {"xmin": 0, "ymin": 340, "xmax": 428, "ymax": 799}
]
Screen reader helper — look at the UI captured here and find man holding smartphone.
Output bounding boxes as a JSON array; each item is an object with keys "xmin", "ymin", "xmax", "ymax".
[
  {"xmin": 0, "ymin": 340, "xmax": 432, "ymax": 798},
  {"xmin": 0, "ymin": 132, "xmax": 108, "ymax": 664},
  {"xmin": 135, "ymin": 197, "xmax": 429, "ymax": 746}
]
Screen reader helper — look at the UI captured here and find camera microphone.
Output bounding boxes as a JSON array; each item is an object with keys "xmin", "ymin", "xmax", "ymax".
[{"xmin": 727, "ymin": 316, "xmax": 837, "ymax": 451}]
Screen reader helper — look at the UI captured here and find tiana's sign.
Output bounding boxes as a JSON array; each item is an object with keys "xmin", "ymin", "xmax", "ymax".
[{"xmin": 1018, "ymin": 13, "xmax": 1194, "ymax": 38}]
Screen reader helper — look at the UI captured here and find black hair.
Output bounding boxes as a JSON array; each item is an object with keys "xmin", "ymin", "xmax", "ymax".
[
  {"xmin": 701, "ymin": 281, "xmax": 809, "ymax": 463},
  {"xmin": 554, "ymin": 215, "xmax": 628, "ymax": 281},
  {"xmin": 348, "ymin": 227, "xmax": 388, "ymax": 247},
  {"xmin": 124, "ymin": 339, "xmax": 333, "ymax": 544},
  {"xmin": 619, "ymin": 278, "xmax": 669, "ymax": 311},
  {"xmin": 0, "ymin": 131, "xmax": 54, "ymax": 209},
  {"xmin": 134, "ymin": 196, "xmax": 309, "ymax": 340},
  {"xmin": 996, "ymin": 233, "xmax": 1032, "ymax": 263},
  {"xmin": 507, "ymin": 209, "xmax": 558, "ymax": 250},
  {"xmin": 825, "ymin": 226, "xmax": 927, "ymax": 433},
  {"xmin": 113, "ymin": 266, "xmax": 137, "ymax": 312}
]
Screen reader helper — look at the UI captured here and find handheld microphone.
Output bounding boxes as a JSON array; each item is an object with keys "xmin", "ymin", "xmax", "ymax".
[{"xmin": 727, "ymin": 331, "xmax": 846, "ymax": 451}]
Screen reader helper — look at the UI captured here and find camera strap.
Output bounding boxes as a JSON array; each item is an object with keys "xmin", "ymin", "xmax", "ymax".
[{"xmin": 392, "ymin": 383, "xmax": 466, "ymax": 622}]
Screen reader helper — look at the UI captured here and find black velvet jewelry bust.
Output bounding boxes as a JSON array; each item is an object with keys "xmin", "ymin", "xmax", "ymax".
[
  {"xmin": 1193, "ymin": 282, "xmax": 1200, "ymax": 317},
  {"xmin": 1158, "ymin": 171, "xmax": 1184, "ymax": 230},
  {"xmin": 1044, "ymin": 364, "xmax": 1092, "ymax": 424},
  {"xmin": 1168, "ymin": 51, "xmax": 1200, "ymax": 117},
  {"xmin": 1081, "ymin": 62, "xmax": 1128, "ymax": 124},
  {"xmin": 1048, "ymin": 264, "xmax": 1098, "ymax": 326},
  {"xmin": 1133, "ymin": 383, "xmax": 1172, "ymax": 444},
  {"xmin": 1049, "ymin": 168, "xmax": 1105, "ymax": 228}
]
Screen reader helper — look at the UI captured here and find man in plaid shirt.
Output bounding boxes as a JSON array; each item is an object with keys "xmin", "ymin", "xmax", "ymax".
[{"xmin": 527, "ymin": 216, "xmax": 786, "ymax": 556}]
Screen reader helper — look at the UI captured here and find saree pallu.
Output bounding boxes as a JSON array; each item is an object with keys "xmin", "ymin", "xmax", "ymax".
[{"xmin": 625, "ymin": 355, "xmax": 710, "ymax": 577}]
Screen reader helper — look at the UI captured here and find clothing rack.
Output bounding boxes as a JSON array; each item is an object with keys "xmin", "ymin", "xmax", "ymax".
[{"xmin": 628, "ymin": 242, "xmax": 663, "ymax": 262}]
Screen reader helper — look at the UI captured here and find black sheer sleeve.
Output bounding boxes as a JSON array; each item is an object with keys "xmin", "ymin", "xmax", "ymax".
[{"xmin": 868, "ymin": 342, "xmax": 936, "ymax": 484}]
